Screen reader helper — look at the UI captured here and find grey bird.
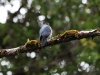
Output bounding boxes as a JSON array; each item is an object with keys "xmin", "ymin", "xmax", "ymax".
[{"xmin": 39, "ymin": 22, "xmax": 52, "ymax": 47}]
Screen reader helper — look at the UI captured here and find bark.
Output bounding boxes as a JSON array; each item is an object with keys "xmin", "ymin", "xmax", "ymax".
[{"xmin": 0, "ymin": 29, "xmax": 100, "ymax": 58}]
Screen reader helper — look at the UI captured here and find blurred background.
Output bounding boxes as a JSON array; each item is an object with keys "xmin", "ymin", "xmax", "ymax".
[{"xmin": 0, "ymin": 0, "xmax": 100, "ymax": 75}]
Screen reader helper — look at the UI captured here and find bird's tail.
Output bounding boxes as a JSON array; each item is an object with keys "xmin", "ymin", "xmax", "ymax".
[
  {"xmin": 41, "ymin": 37, "xmax": 47, "ymax": 47},
  {"xmin": 42, "ymin": 40, "xmax": 47, "ymax": 47}
]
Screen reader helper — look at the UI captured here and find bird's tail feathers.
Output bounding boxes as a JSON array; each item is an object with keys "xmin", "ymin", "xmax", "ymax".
[
  {"xmin": 41, "ymin": 37, "xmax": 48, "ymax": 47},
  {"xmin": 42, "ymin": 40, "xmax": 47, "ymax": 47}
]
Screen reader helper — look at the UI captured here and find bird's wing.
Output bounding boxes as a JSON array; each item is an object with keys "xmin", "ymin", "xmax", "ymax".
[{"xmin": 39, "ymin": 25, "xmax": 51, "ymax": 37}]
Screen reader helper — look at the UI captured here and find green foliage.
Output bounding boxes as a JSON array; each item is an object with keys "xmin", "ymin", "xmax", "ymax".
[{"xmin": 0, "ymin": 0, "xmax": 100, "ymax": 75}]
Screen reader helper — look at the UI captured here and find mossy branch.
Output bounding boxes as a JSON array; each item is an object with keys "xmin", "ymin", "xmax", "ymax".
[{"xmin": 0, "ymin": 29, "xmax": 100, "ymax": 58}]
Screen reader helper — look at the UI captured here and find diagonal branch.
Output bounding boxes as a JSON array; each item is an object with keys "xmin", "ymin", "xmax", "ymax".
[{"xmin": 0, "ymin": 29, "xmax": 100, "ymax": 58}]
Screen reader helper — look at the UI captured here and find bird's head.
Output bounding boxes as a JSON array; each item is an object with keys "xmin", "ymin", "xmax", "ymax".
[{"xmin": 43, "ymin": 21, "xmax": 49, "ymax": 26}]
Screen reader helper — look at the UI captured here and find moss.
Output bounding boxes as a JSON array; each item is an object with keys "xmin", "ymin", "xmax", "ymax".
[
  {"xmin": 25, "ymin": 40, "xmax": 40, "ymax": 48},
  {"xmin": 51, "ymin": 30, "xmax": 79, "ymax": 41},
  {"xmin": 24, "ymin": 30, "xmax": 79, "ymax": 48},
  {"xmin": 61, "ymin": 30, "xmax": 79, "ymax": 38},
  {"xmin": 47, "ymin": 33, "xmax": 62, "ymax": 41}
]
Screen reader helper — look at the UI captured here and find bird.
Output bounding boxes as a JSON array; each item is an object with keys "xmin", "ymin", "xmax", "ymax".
[{"xmin": 39, "ymin": 22, "xmax": 52, "ymax": 47}]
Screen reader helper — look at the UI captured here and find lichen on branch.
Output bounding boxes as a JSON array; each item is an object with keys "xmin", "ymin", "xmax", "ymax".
[{"xmin": 0, "ymin": 29, "xmax": 100, "ymax": 58}]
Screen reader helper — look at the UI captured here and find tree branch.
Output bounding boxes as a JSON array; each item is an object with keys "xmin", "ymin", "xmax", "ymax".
[{"xmin": 0, "ymin": 29, "xmax": 100, "ymax": 58}]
